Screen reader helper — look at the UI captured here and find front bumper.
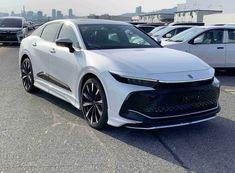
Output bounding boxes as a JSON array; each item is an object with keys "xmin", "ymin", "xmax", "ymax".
[
  {"xmin": 0, "ymin": 33, "xmax": 23, "ymax": 43},
  {"xmin": 119, "ymin": 79, "xmax": 220, "ymax": 129}
]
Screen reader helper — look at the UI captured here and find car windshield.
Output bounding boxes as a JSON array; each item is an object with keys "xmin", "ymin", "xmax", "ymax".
[
  {"xmin": 152, "ymin": 26, "xmax": 175, "ymax": 36},
  {"xmin": 168, "ymin": 27, "xmax": 206, "ymax": 42},
  {"xmin": 0, "ymin": 18, "xmax": 22, "ymax": 28},
  {"xmin": 79, "ymin": 24, "xmax": 160, "ymax": 50}
]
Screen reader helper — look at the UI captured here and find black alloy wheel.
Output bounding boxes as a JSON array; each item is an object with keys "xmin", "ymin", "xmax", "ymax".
[
  {"xmin": 81, "ymin": 78, "xmax": 108, "ymax": 129},
  {"xmin": 21, "ymin": 58, "xmax": 38, "ymax": 93}
]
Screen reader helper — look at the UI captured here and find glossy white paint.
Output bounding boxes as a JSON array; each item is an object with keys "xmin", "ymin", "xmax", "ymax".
[{"xmin": 19, "ymin": 19, "xmax": 216, "ymax": 127}]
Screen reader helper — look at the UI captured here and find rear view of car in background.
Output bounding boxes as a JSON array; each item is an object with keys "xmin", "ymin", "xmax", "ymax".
[{"xmin": 0, "ymin": 17, "xmax": 28, "ymax": 45}]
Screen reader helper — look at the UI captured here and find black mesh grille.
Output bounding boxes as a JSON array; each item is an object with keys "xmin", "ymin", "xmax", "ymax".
[
  {"xmin": 0, "ymin": 33, "xmax": 18, "ymax": 41},
  {"xmin": 120, "ymin": 83, "xmax": 220, "ymax": 120}
]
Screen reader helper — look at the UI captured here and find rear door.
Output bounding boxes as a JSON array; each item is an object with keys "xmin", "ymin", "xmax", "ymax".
[
  {"xmin": 225, "ymin": 29, "xmax": 235, "ymax": 67},
  {"xmin": 32, "ymin": 22, "xmax": 62, "ymax": 89},
  {"xmin": 188, "ymin": 29, "xmax": 226, "ymax": 68}
]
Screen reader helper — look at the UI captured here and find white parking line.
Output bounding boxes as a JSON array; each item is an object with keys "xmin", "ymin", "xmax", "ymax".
[{"xmin": 224, "ymin": 89, "xmax": 235, "ymax": 95}]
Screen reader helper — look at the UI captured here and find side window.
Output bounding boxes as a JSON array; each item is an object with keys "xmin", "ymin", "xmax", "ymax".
[
  {"xmin": 58, "ymin": 24, "xmax": 78, "ymax": 47},
  {"xmin": 41, "ymin": 23, "xmax": 61, "ymax": 42},
  {"xmin": 193, "ymin": 29, "xmax": 224, "ymax": 44},
  {"xmin": 227, "ymin": 30, "xmax": 235, "ymax": 43}
]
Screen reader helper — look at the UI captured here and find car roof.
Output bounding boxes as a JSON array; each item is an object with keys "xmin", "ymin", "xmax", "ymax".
[
  {"xmin": 48, "ymin": 19, "xmax": 131, "ymax": 26},
  {"xmin": 168, "ymin": 25, "xmax": 195, "ymax": 28},
  {"xmin": 193, "ymin": 26, "xmax": 235, "ymax": 30}
]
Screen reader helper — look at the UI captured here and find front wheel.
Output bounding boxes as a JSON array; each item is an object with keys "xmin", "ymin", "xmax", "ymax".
[
  {"xmin": 21, "ymin": 58, "xmax": 38, "ymax": 93},
  {"xmin": 80, "ymin": 78, "xmax": 108, "ymax": 129}
]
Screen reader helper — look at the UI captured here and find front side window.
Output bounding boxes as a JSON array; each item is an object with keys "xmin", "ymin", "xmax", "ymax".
[
  {"xmin": 0, "ymin": 18, "xmax": 22, "ymax": 28},
  {"xmin": 193, "ymin": 29, "xmax": 224, "ymax": 44},
  {"xmin": 58, "ymin": 24, "xmax": 79, "ymax": 47},
  {"xmin": 79, "ymin": 24, "xmax": 160, "ymax": 50},
  {"xmin": 227, "ymin": 29, "xmax": 235, "ymax": 43},
  {"xmin": 41, "ymin": 23, "xmax": 61, "ymax": 42}
]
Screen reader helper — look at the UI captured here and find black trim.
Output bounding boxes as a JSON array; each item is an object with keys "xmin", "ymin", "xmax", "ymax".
[{"xmin": 37, "ymin": 72, "xmax": 72, "ymax": 92}]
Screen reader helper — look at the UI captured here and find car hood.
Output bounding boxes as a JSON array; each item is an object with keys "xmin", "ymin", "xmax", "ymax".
[
  {"xmin": 92, "ymin": 48, "xmax": 214, "ymax": 82},
  {"xmin": 161, "ymin": 40, "xmax": 182, "ymax": 46},
  {"xmin": 93, "ymin": 48, "xmax": 210, "ymax": 73}
]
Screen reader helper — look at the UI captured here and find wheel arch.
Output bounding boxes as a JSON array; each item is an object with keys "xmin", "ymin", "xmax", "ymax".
[{"xmin": 78, "ymin": 72, "xmax": 110, "ymax": 110}]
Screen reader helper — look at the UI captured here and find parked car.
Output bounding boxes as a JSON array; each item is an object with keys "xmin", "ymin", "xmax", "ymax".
[
  {"xmin": 151, "ymin": 26, "xmax": 193, "ymax": 43},
  {"xmin": 162, "ymin": 26, "xmax": 235, "ymax": 68},
  {"xmin": 19, "ymin": 19, "xmax": 220, "ymax": 130},
  {"xmin": 136, "ymin": 24, "xmax": 156, "ymax": 33},
  {"xmin": 0, "ymin": 17, "xmax": 28, "ymax": 44},
  {"xmin": 148, "ymin": 26, "xmax": 166, "ymax": 36}
]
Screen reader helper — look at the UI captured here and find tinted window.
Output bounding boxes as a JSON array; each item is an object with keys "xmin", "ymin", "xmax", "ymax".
[
  {"xmin": 228, "ymin": 30, "xmax": 235, "ymax": 43},
  {"xmin": 58, "ymin": 24, "xmax": 78, "ymax": 47},
  {"xmin": 175, "ymin": 27, "xmax": 189, "ymax": 34},
  {"xmin": 193, "ymin": 29, "xmax": 224, "ymax": 44},
  {"xmin": 139, "ymin": 27, "xmax": 155, "ymax": 33},
  {"xmin": 79, "ymin": 24, "xmax": 160, "ymax": 50},
  {"xmin": 0, "ymin": 18, "xmax": 22, "ymax": 28},
  {"xmin": 41, "ymin": 23, "xmax": 61, "ymax": 42}
]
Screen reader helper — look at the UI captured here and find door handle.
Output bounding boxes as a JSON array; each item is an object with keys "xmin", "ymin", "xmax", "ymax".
[
  {"xmin": 32, "ymin": 42, "xmax": 37, "ymax": 47},
  {"xmin": 217, "ymin": 47, "xmax": 224, "ymax": 49},
  {"xmin": 49, "ymin": 48, "xmax": 56, "ymax": 54}
]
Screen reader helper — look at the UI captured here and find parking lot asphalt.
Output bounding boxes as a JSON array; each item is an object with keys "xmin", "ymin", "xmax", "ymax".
[{"xmin": 0, "ymin": 46, "xmax": 235, "ymax": 173}]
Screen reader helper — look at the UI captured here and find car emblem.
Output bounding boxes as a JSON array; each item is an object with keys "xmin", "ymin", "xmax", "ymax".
[{"xmin": 188, "ymin": 74, "xmax": 194, "ymax": 79}]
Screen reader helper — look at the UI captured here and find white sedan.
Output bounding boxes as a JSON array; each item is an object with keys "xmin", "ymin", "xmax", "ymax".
[
  {"xmin": 19, "ymin": 19, "xmax": 220, "ymax": 130},
  {"xmin": 162, "ymin": 26, "xmax": 235, "ymax": 68}
]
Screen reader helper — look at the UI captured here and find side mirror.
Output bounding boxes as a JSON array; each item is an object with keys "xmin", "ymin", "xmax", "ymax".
[
  {"xmin": 56, "ymin": 38, "xmax": 75, "ymax": 53},
  {"xmin": 165, "ymin": 33, "xmax": 172, "ymax": 38},
  {"xmin": 193, "ymin": 37, "xmax": 203, "ymax": 44}
]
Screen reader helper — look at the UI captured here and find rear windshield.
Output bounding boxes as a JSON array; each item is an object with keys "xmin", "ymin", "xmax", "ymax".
[{"xmin": 0, "ymin": 18, "xmax": 22, "ymax": 28}]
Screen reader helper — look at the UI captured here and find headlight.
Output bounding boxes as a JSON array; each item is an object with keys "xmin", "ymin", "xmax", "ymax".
[{"xmin": 110, "ymin": 72, "xmax": 158, "ymax": 88}]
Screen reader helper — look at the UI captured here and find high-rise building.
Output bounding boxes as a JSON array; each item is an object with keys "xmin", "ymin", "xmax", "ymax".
[
  {"xmin": 69, "ymin": 9, "xmax": 73, "ymax": 18},
  {"xmin": 52, "ymin": 9, "xmax": 56, "ymax": 19},
  {"xmin": 57, "ymin": 10, "xmax": 63, "ymax": 19},
  {"xmin": 136, "ymin": 6, "xmax": 142, "ymax": 14}
]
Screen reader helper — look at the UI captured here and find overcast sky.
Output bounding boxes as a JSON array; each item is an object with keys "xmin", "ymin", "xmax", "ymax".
[{"xmin": 0, "ymin": 0, "xmax": 185, "ymax": 16}]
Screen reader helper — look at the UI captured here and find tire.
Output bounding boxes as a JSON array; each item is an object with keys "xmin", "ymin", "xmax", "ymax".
[
  {"xmin": 21, "ymin": 58, "xmax": 39, "ymax": 93},
  {"xmin": 80, "ymin": 77, "xmax": 108, "ymax": 129}
]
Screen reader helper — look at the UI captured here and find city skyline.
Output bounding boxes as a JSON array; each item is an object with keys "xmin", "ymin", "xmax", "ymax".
[{"xmin": 0, "ymin": 0, "xmax": 185, "ymax": 16}]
